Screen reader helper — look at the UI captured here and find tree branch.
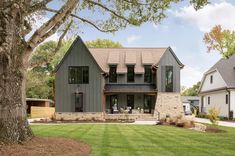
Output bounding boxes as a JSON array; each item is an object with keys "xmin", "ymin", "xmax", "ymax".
[
  {"xmin": 27, "ymin": 0, "xmax": 78, "ymax": 49},
  {"xmin": 86, "ymin": 0, "xmax": 132, "ymax": 24},
  {"xmin": 44, "ymin": 8, "xmax": 118, "ymax": 32},
  {"xmin": 53, "ymin": 19, "xmax": 73, "ymax": 54}
]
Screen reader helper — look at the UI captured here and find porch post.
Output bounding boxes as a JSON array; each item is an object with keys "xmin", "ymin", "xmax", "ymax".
[{"xmin": 102, "ymin": 93, "xmax": 106, "ymax": 113}]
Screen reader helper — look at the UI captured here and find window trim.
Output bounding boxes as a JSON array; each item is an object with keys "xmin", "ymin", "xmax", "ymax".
[
  {"xmin": 127, "ymin": 65, "xmax": 135, "ymax": 83},
  {"xmin": 68, "ymin": 66, "xmax": 89, "ymax": 84}
]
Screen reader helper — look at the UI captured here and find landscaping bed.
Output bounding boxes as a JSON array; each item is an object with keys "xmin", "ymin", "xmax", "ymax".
[{"xmin": 0, "ymin": 137, "xmax": 91, "ymax": 156}]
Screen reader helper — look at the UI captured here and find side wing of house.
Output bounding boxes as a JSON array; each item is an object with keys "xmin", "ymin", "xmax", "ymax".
[
  {"xmin": 157, "ymin": 47, "xmax": 183, "ymax": 92},
  {"xmin": 199, "ymin": 70, "xmax": 229, "ymax": 117},
  {"xmin": 55, "ymin": 37, "xmax": 104, "ymax": 112}
]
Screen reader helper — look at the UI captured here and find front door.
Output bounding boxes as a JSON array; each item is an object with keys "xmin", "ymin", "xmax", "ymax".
[
  {"xmin": 144, "ymin": 95, "xmax": 152, "ymax": 113},
  {"xmin": 127, "ymin": 95, "xmax": 134, "ymax": 109},
  {"xmin": 75, "ymin": 93, "xmax": 83, "ymax": 112}
]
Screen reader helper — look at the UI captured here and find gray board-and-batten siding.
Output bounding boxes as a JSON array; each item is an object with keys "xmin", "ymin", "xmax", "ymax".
[{"xmin": 55, "ymin": 37, "xmax": 103, "ymax": 112}]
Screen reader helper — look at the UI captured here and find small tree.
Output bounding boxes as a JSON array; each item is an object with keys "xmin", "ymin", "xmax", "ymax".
[{"xmin": 207, "ymin": 107, "xmax": 220, "ymax": 125}]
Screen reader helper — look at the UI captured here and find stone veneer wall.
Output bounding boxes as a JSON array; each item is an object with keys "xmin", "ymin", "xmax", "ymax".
[
  {"xmin": 55, "ymin": 112, "xmax": 105, "ymax": 121},
  {"xmin": 154, "ymin": 92, "xmax": 184, "ymax": 119},
  {"xmin": 55, "ymin": 112, "xmax": 156, "ymax": 121}
]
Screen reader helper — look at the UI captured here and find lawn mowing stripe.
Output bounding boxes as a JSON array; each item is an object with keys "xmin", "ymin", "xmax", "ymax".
[
  {"xmin": 121, "ymin": 125, "xmax": 174, "ymax": 156},
  {"xmin": 100, "ymin": 125, "xmax": 110, "ymax": 156},
  {"xmin": 115, "ymin": 125, "xmax": 141, "ymax": 156},
  {"xmin": 131, "ymin": 125, "xmax": 214, "ymax": 156},
  {"xmin": 135, "ymin": 125, "xmax": 235, "ymax": 156}
]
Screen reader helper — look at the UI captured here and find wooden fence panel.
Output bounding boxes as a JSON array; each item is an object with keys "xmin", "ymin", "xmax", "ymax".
[{"xmin": 31, "ymin": 106, "xmax": 55, "ymax": 118}]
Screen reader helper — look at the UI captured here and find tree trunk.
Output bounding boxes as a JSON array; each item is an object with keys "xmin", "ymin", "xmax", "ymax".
[{"xmin": 0, "ymin": 1, "xmax": 33, "ymax": 144}]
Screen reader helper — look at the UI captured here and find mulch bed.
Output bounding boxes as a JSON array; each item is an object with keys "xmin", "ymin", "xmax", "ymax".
[
  {"xmin": 206, "ymin": 126, "xmax": 226, "ymax": 133},
  {"xmin": 0, "ymin": 137, "xmax": 91, "ymax": 156}
]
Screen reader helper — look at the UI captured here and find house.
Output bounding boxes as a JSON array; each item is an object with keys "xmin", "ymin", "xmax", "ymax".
[
  {"xmin": 199, "ymin": 54, "xmax": 235, "ymax": 118},
  {"xmin": 181, "ymin": 96, "xmax": 200, "ymax": 114},
  {"xmin": 55, "ymin": 36, "xmax": 184, "ymax": 120}
]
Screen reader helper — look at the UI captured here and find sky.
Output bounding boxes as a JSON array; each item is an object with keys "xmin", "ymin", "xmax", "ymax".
[{"xmin": 41, "ymin": 0, "xmax": 235, "ymax": 88}]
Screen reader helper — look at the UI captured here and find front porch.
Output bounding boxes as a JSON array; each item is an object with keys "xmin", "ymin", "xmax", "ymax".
[{"xmin": 103, "ymin": 93, "xmax": 157, "ymax": 115}]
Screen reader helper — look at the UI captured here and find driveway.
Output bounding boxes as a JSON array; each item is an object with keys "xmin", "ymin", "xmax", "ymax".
[{"xmin": 194, "ymin": 117, "xmax": 235, "ymax": 128}]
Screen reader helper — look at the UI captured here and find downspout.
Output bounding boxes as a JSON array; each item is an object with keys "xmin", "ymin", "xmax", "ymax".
[{"xmin": 226, "ymin": 88, "xmax": 231, "ymax": 119}]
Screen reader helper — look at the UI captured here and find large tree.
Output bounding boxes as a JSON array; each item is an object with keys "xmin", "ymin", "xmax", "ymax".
[
  {"xmin": 204, "ymin": 25, "xmax": 235, "ymax": 58},
  {"xmin": 0, "ymin": 0, "xmax": 208, "ymax": 144},
  {"xmin": 86, "ymin": 39, "xmax": 122, "ymax": 48}
]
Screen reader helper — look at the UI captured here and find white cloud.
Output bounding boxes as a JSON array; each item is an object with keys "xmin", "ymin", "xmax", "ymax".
[
  {"xmin": 153, "ymin": 24, "xmax": 169, "ymax": 30},
  {"xmin": 181, "ymin": 66, "xmax": 204, "ymax": 87},
  {"xmin": 127, "ymin": 35, "xmax": 141, "ymax": 43},
  {"xmin": 175, "ymin": 2, "xmax": 235, "ymax": 32}
]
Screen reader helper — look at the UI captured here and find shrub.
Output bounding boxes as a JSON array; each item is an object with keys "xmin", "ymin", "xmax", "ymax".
[
  {"xmin": 207, "ymin": 107, "xmax": 220, "ymax": 125},
  {"xmin": 219, "ymin": 116, "xmax": 228, "ymax": 121},
  {"xmin": 196, "ymin": 112, "xmax": 208, "ymax": 118}
]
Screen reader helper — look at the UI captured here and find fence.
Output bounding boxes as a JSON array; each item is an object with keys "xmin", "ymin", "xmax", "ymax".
[{"xmin": 31, "ymin": 106, "xmax": 55, "ymax": 118}]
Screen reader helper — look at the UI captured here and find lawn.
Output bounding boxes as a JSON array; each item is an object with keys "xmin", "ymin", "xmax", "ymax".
[{"xmin": 31, "ymin": 124, "xmax": 235, "ymax": 156}]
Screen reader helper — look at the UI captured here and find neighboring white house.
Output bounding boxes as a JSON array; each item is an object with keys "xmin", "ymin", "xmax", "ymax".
[{"xmin": 199, "ymin": 54, "xmax": 235, "ymax": 118}]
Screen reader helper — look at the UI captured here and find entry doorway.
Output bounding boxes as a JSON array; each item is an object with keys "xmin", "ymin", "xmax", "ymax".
[{"xmin": 75, "ymin": 93, "xmax": 83, "ymax": 112}]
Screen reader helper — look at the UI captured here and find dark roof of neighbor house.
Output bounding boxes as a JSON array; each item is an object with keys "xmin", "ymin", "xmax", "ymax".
[
  {"xmin": 55, "ymin": 36, "xmax": 184, "ymax": 73},
  {"xmin": 206, "ymin": 54, "xmax": 235, "ymax": 88},
  {"xmin": 181, "ymin": 96, "xmax": 200, "ymax": 103},
  {"xmin": 26, "ymin": 98, "xmax": 54, "ymax": 103}
]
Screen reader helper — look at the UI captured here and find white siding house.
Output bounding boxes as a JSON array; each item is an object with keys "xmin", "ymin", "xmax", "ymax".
[{"xmin": 199, "ymin": 54, "xmax": 235, "ymax": 118}]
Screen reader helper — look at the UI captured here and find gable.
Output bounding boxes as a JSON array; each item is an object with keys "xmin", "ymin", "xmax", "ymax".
[
  {"xmin": 199, "ymin": 69, "xmax": 227, "ymax": 93},
  {"xmin": 158, "ymin": 47, "xmax": 184, "ymax": 68},
  {"xmin": 55, "ymin": 36, "xmax": 103, "ymax": 73}
]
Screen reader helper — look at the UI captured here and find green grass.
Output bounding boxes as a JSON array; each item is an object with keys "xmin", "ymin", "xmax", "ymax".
[{"xmin": 31, "ymin": 124, "xmax": 235, "ymax": 156}]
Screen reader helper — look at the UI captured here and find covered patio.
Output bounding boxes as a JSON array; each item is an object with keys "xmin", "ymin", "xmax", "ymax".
[{"xmin": 103, "ymin": 84, "xmax": 157, "ymax": 115}]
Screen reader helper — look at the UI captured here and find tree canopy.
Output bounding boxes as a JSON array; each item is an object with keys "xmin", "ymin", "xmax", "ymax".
[
  {"xmin": 204, "ymin": 25, "xmax": 235, "ymax": 58},
  {"xmin": 181, "ymin": 81, "xmax": 201, "ymax": 96},
  {"xmin": 86, "ymin": 39, "xmax": 122, "ymax": 48}
]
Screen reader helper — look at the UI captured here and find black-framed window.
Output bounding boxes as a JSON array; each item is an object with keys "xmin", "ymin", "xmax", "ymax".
[
  {"xmin": 127, "ymin": 65, "xmax": 135, "ymax": 82},
  {"xmin": 144, "ymin": 66, "xmax": 152, "ymax": 83},
  {"xmin": 68, "ymin": 66, "xmax": 89, "ymax": 84},
  {"xmin": 210, "ymin": 75, "xmax": 213, "ymax": 84},
  {"xmin": 109, "ymin": 66, "xmax": 117, "ymax": 83},
  {"xmin": 208, "ymin": 96, "xmax": 210, "ymax": 105},
  {"xmin": 226, "ymin": 94, "xmax": 229, "ymax": 104},
  {"xmin": 165, "ymin": 66, "xmax": 173, "ymax": 92}
]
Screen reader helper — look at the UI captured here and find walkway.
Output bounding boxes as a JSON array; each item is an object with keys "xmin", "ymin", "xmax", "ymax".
[{"xmin": 194, "ymin": 117, "xmax": 235, "ymax": 128}]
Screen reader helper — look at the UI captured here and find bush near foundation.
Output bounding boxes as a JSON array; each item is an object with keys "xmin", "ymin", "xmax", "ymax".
[{"xmin": 208, "ymin": 108, "xmax": 220, "ymax": 125}]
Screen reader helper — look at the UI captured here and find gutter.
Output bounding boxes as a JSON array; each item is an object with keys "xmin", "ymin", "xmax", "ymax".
[{"xmin": 226, "ymin": 88, "xmax": 231, "ymax": 119}]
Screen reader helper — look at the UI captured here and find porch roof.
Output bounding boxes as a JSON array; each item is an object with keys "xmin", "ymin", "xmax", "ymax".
[{"xmin": 104, "ymin": 84, "xmax": 157, "ymax": 94}]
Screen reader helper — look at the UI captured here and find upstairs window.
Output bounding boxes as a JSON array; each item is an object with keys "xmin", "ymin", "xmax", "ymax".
[
  {"xmin": 165, "ymin": 66, "xmax": 173, "ymax": 92},
  {"xmin": 127, "ymin": 65, "xmax": 135, "ymax": 82},
  {"xmin": 68, "ymin": 66, "xmax": 89, "ymax": 84},
  {"xmin": 144, "ymin": 66, "xmax": 152, "ymax": 83},
  {"xmin": 208, "ymin": 96, "xmax": 210, "ymax": 105},
  {"xmin": 109, "ymin": 66, "xmax": 117, "ymax": 83},
  {"xmin": 210, "ymin": 75, "xmax": 213, "ymax": 84}
]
